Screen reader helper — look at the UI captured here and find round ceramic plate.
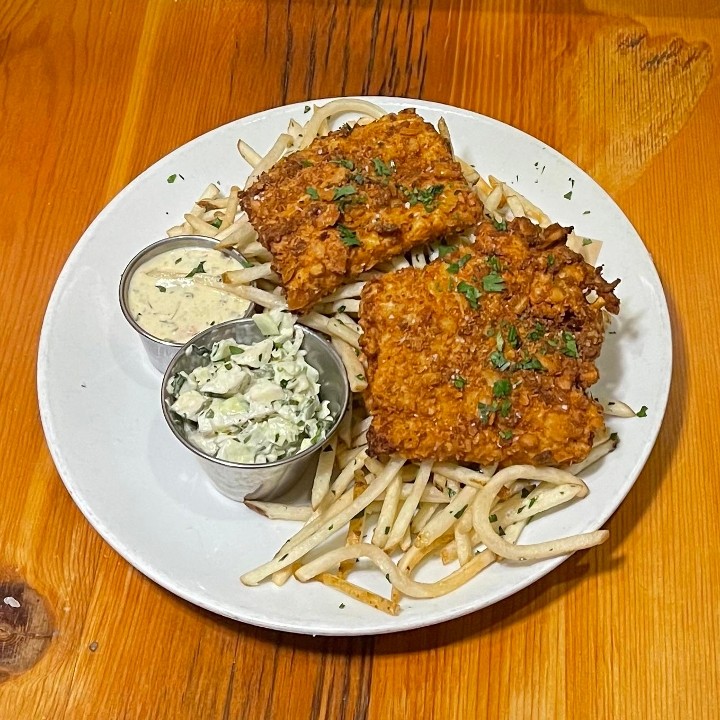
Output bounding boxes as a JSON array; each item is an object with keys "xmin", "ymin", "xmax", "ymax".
[{"xmin": 37, "ymin": 97, "xmax": 672, "ymax": 636}]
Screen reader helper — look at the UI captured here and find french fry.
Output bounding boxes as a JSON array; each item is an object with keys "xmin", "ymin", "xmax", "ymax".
[
  {"xmin": 313, "ymin": 573, "xmax": 400, "ymax": 615},
  {"xmin": 244, "ymin": 501, "xmax": 312, "ymax": 522},
  {"xmin": 311, "ymin": 438, "xmax": 337, "ymax": 510}
]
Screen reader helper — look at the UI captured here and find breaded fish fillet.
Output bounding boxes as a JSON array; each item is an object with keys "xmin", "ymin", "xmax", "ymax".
[
  {"xmin": 360, "ymin": 217, "xmax": 620, "ymax": 467},
  {"xmin": 240, "ymin": 109, "xmax": 482, "ymax": 311}
]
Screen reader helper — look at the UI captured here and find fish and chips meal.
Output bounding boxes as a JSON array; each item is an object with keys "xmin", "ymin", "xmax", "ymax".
[{"xmin": 164, "ymin": 98, "xmax": 632, "ymax": 614}]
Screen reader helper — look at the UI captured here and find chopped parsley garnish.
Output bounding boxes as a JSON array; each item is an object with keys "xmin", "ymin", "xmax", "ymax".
[
  {"xmin": 304, "ymin": 105, "xmax": 311, "ymax": 113},
  {"xmin": 636, "ymin": 405, "xmax": 648, "ymax": 417},
  {"xmin": 547, "ymin": 254, "xmax": 555, "ymax": 268},
  {"xmin": 332, "ymin": 157, "xmax": 355, "ymax": 170},
  {"xmin": 493, "ymin": 379, "xmax": 512, "ymax": 398},
  {"xmin": 528, "ymin": 497, "xmax": 538, "ymax": 509},
  {"xmin": 300, "ymin": 159, "xmax": 313, "ymax": 168},
  {"xmin": 332, "ymin": 185, "xmax": 357, "ymax": 201},
  {"xmin": 210, "ymin": 217, "xmax": 222, "ymax": 228},
  {"xmin": 499, "ymin": 429, "xmax": 513, "ymax": 441},
  {"xmin": 456, "ymin": 281, "xmax": 480, "ymax": 309},
  {"xmin": 453, "ymin": 375, "xmax": 467, "ymax": 389},
  {"xmin": 583, "ymin": 210, "xmax": 591, "ymax": 215},
  {"xmin": 564, "ymin": 190, "xmax": 573, "ymax": 200},
  {"xmin": 372, "ymin": 157, "xmax": 392, "ymax": 176},
  {"xmin": 306, "ymin": 186, "xmax": 320, "ymax": 200},
  {"xmin": 447, "ymin": 254, "xmax": 472, "ymax": 274},
  {"xmin": 478, "ymin": 399, "xmax": 511, "ymax": 424},
  {"xmin": 490, "ymin": 351, "xmax": 511, "ymax": 371},
  {"xmin": 561, "ymin": 331, "xmax": 579, "ymax": 358},
  {"xmin": 174, "ymin": 257, "xmax": 182, "ymax": 264},
  {"xmin": 609, "ymin": 432, "xmax": 619, "ymax": 442},
  {"xmin": 338, "ymin": 224, "xmax": 361, "ymax": 247},
  {"xmin": 515, "ymin": 356, "xmax": 544, "ymax": 371},
  {"xmin": 477, "ymin": 402, "xmax": 495, "ymax": 425},
  {"xmin": 167, "ymin": 174, "xmax": 177, "ymax": 183},
  {"xmin": 332, "ymin": 184, "xmax": 358, "ymax": 210},
  {"xmin": 156, "ymin": 285, "xmax": 167, "ymax": 292},
  {"xmin": 339, "ymin": 603, "xmax": 345, "ymax": 609},
  {"xmin": 487, "ymin": 255, "xmax": 502, "ymax": 273},
  {"xmin": 492, "ymin": 218, "xmax": 507, "ymax": 231},
  {"xmin": 437, "ymin": 244, "xmax": 457, "ymax": 258},
  {"xmin": 582, "ymin": 238, "xmax": 592, "ymax": 246},
  {"xmin": 482, "ymin": 272, "xmax": 505, "ymax": 293},
  {"xmin": 453, "ymin": 505, "xmax": 468, "ymax": 519},
  {"xmin": 507, "ymin": 325, "xmax": 519, "ymax": 349},
  {"xmin": 404, "ymin": 184, "xmax": 444, "ymax": 212},
  {"xmin": 488, "ymin": 514, "xmax": 498, "ymax": 523},
  {"xmin": 527, "ymin": 322, "xmax": 546, "ymax": 341},
  {"xmin": 185, "ymin": 261, "xmax": 206, "ymax": 278}
]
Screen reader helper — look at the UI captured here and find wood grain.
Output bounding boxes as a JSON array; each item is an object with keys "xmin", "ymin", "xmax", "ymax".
[{"xmin": 1, "ymin": 0, "xmax": 719, "ymax": 718}]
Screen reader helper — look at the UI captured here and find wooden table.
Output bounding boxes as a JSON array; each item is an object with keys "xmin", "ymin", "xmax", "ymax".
[{"xmin": 1, "ymin": 1, "xmax": 718, "ymax": 717}]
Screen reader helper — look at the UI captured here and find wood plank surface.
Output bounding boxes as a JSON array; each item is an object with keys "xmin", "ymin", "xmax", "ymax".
[{"xmin": 1, "ymin": 1, "xmax": 719, "ymax": 717}]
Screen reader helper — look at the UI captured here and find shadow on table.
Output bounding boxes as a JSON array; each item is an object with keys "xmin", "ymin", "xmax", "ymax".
[{"xmin": 190, "ymin": 290, "xmax": 684, "ymax": 655}]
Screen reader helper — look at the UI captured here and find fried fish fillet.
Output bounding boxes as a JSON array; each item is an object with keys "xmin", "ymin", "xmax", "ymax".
[
  {"xmin": 240, "ymin": 109, "xmax": 482, "ymax": 311},
  {"xmin": 360, "ymin": 217, "xmax": 620, "ymax": 467}
]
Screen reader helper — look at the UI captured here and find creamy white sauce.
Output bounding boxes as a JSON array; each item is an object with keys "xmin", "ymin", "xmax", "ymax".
[
  {"xmin": 167, "ymin": 310, "xmax": 334, "ymax": 464},
  {"xmin": 127, "ymin": 247, "xmax": 251, "ymax": 343}
]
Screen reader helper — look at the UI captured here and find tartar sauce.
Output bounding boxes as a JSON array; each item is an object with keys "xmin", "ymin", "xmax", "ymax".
[
  {"xmin": 167, "ymin": 309, "xmax": 334, "ymax": 464},
  {"xmin": 127, "ymin": 246, "xmax": 251, "ymax": 343}
]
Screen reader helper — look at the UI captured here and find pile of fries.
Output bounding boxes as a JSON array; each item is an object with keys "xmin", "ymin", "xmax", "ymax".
[{"xmin": 163, "ymin": 99, "xmax": 627, "ymax": 614}]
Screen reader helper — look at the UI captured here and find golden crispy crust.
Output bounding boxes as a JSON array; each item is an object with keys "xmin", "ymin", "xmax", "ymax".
[
  {"xmin": 359, "ymin": 217, "xmax": 620, "ymax": 467},
  {"xmin": 240, "ymin": 109, "xmax": 482, "ymax": 311}
]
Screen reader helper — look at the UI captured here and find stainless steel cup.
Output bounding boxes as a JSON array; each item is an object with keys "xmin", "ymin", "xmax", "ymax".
[
  {"xmin": 161, "ymin": 318, "xmax": 350, "ymax": 501},
  {"xmin": 119, "ymin": 235, "xmax": 254, "ymax": 373}
]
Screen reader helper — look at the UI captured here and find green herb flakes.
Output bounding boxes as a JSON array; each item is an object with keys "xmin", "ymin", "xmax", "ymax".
[
  {"xmin": 437, "ymin": 244, "xmax": 457, "ymax": 258},
  {"xmin": 561, "ymin": 331, "xmax": 579, "ymax": 358},
  {"xmin": 167, "ymin": 174, "xmax": 177, "ymax": 183},
  {"xmin": 456, "ymin": 281, "xmax": 480, "ymax": 309},
  {"xmin": 582, "ymin": 238, "xmax": 593, "ymax": 246},
  {"xmin": 492, "ymin": 218, "xmax": 507, "ymax": 231},
  {"xmin": 564, "ymin": 190, "xmax": 573, "ymax": 200},
  {"xmin": 636, "ymin": 405, "xmax": 648, "ymax": 417},
  {"xmin": 338, "ymin": 224, "xmax": 361, "ymax": 247},
  {"xmin": 453, "ymin": 375, "xmax": 467, "ymax": 389},
  {"xmin": 527, "ymin": 322, "xmax": 546, "ymax": 341},
  {"xmin": 332, "ymin": 185, "xmax": 357, "ymax": 201},
  {"xmin": 493, "ymin": 379, "xmax": 512, "ymax": 398},
  {"xmin": 185, "ymin": 261, "xmax": 206, "ymax": 279},
  {"xmin": 487, "ymin": 255, "xmax": 502, "ymax": 273},
  {"xmin": 372, "ymin": 157, "xmax": 392, "ymax": 176},
  {"xmin": 156, "ymin": 285, "xmax": 167, "ymax": 293},
  {"xmin": 453, "ymin": 505, "xmax": 468, "ymax": 520},
  {"xmin": 482, "ymin": 272, "xmax": 505, "ymax": 293},
  {"xmin": 404, "ymin": 184, "xmax": 444, "ymax": 212},
  {"xmin": 499, "ymin": 429, "xmax": 513, "ymax": 441},
  {"xmin": 306, "ymin": 186, "xmax": 320, "ymax": 200},
  {"xmin": 447, "ymin": 254, "xmax": 472, "ymax": 274}
]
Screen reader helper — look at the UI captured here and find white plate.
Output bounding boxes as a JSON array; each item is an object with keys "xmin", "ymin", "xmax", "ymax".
[{"xmin": 37, "ymin": 97, "xmax": 672, "ymax": 636}]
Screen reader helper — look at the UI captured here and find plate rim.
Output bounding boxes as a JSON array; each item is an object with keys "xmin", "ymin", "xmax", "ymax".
[{"xmin": 37, "ymin": 95, "xmax": 673, "ymax": 635}]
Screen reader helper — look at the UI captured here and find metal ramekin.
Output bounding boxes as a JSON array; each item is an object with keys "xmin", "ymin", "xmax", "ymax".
[
  {"xmin": 160, "ymin": 318, "xmax": 350, "ymax": 501},
  {"xmin": 119, "ymin": 235, "xmax": 254, "ymax": 373}
]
